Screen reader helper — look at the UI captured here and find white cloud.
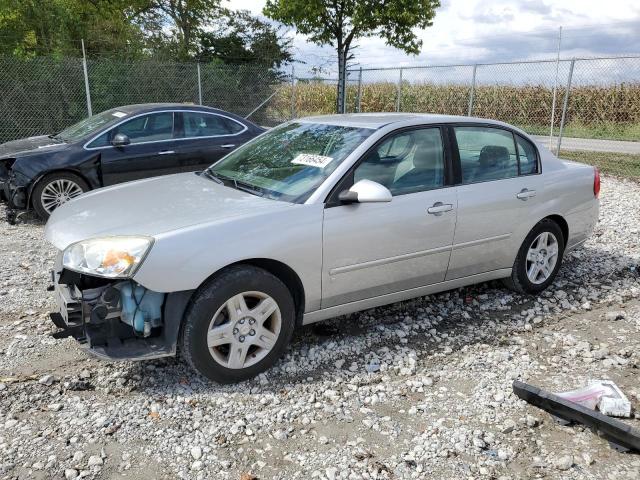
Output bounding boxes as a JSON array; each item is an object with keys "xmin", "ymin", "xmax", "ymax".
[{"xmin": 225, "ymin": 0, "xmax": 640, "ymax": 76}]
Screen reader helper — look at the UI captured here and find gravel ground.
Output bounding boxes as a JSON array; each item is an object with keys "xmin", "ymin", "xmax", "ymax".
[{"xmin": 0, "ymin": 176, "xmax": 639, "ymax": 480}]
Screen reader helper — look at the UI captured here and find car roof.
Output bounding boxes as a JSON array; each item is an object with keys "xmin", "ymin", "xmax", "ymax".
[
  {"xmin": 298, "ymin": 112, "xmax": 520, "ymax": 131},
  {"xmin": 108, "ymin": 103, "xmax": 232, "ymax": 115}
]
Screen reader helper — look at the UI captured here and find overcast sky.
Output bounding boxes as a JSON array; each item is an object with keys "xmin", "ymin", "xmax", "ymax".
[{"xmin": 226, "ymin": 0, "xmax": 640, "ymax": 76}]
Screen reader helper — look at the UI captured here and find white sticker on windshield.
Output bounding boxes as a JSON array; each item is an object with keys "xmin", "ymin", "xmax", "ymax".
[
  {"xmin": 112, "ymin": 111, "xmax": 127, "ymax": 118},
  {"xmin": 291, "ymin": 153, "xmax": 333, "ymax": 168}
]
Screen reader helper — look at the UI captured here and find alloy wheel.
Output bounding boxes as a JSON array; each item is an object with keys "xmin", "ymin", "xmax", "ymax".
[
  {"xmin": 207, "ymin": 291, "xmax": 282, "ymax": 369},
  {"xmin": 40, "ymin": 179, "xmax": 84, "ymax": 214},
  {"xmin": 525, "ymin": 231, "xmax": 559, "ymax": 284}
]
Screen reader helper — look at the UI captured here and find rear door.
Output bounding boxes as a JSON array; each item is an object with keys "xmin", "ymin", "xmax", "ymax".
[
  {"xmin": 321, "ymin": 126, "xmax": 457, "ymax": 308},
  {"xmin": 173, "ymin": 111, "xmax": 253, "ymax": 172},
  {"xmin": 89, "ymin": 111, "xmax": 182, "ymax": 185},
  {"xmin": 446, "ymin": 125, "xmax": 543, "ymax": 280}
]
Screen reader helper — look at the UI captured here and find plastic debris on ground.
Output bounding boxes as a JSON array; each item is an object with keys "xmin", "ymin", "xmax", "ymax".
[{"xmin": 556, "ymin": 380, "xmax": 632, "ymax": 418}]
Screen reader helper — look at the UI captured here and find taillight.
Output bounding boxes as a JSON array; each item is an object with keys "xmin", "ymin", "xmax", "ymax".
[{"xmin": 593, "ymin": 167, "xmax": 601, "ymax": 198}]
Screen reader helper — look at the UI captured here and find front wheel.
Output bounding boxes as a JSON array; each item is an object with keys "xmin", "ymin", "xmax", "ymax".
[
  {"xmin": 181, "ymin": 266, "xmax": 295, "ymax": 383},
  {"xmin": 32, "ymin": 172, "xmax": 89, "ymax": 219},
  {"xmin": 504, "ymin": 219, "xmax": 565, "ymax": 294}
]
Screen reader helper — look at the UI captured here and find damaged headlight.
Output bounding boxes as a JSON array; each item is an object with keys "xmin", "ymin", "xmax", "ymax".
[{"xmin": 62, "ymin": 236, "xmax": 153, "ymax": 278}]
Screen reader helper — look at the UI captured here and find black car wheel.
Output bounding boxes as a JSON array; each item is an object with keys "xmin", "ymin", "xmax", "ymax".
[
  {"xmin": 32, "ymin": 172, "xmax": 89, "ymax": 219},
  {"xmin": 503, "ymin": 218, "xmax": 565, "ymax": 294},
  {"xmin": 181, "ymin": 265, "xmax": 296, "ymax": 383}
]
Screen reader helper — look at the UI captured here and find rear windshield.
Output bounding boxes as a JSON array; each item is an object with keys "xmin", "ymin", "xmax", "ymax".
[{"xmin": 209, "ymin": 122, "xmax": 373, "ymax": 202}]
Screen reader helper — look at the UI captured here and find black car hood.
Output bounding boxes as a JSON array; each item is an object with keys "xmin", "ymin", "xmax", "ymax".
[{"xmin": 0, "ymin": 135, "xmax": 69, "ymax": 160}]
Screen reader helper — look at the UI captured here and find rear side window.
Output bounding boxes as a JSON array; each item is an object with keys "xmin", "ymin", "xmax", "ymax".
[
  {"xmin": 515, "ymin": 134, "xmax": 539, "ymax": 174},
  {"xmin": 454, "ymin": 126, "xmax": 518, "ymax": 183},
  {"xmin": 181, "ymin": 112, "xmax": 244, "ymax": 137}
]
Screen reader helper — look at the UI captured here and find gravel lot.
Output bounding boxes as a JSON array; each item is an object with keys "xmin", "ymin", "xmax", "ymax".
[{"xmin": 1, "ymin": 176, "xmax": 639, "ymax": 480}]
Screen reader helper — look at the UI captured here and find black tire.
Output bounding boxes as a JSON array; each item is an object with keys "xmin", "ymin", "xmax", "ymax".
[
  {"xmin": 503, "ymin": 218, "xmax": 565, "ymax": 294},
  {"xmin": 32, "ymin": 172, "xmax": 89, "ymax": 219},
  {"xmin": 181, "ymin": 265, "xmax": 295, "ymax": 383}
]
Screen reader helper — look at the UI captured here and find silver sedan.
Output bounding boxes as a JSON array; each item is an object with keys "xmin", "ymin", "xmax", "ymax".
[{"xmin": 44, "ymin": 114, "xmax": 600, "ymax": 383}]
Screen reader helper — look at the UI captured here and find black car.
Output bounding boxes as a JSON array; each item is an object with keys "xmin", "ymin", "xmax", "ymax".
[{"xmin": 0, "ymin": 103, "xmax": 265, "ymax": 221}]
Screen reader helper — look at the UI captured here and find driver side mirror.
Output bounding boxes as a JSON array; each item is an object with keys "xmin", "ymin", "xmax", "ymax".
[
  {"xmin": 338, "ymin": 179, "xmax": 392, "ymax": 204},
  {"xmin": 111, "ymin": 133, "xmax": 130, "ymax": 147}
]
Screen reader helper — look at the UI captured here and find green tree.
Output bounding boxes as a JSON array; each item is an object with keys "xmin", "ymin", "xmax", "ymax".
[
  {"xmin": 146, "ymin": 0, "xmax": 221, "ymax": 60},
  {"xmin": 197, "ymin": 10, "xmax": 292, "ymax": 69},
  {"xmin": 0, "ymin": 0, "xmax": 151, "ymax": 57},
  {"xmin": 263, "ymin": 0, "xmax": 440, "ymax": 112}
]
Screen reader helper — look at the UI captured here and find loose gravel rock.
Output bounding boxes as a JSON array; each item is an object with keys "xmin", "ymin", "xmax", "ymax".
[{"xmin": 1, "ymin": 176, "xmax": 639, "ymax": 479}]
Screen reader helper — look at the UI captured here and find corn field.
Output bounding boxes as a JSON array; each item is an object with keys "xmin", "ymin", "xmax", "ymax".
[{"xmin": 271, "ymin": 80, "xmax": 640, "ymax": 141}]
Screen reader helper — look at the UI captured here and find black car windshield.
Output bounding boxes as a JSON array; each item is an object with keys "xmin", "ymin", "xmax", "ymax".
[
  {"xmin": 54, "ymin": 109, "xmax": 127, "ymax": 142},
  {"xmin": 208, "ymin": 122, "xmax": 373, "ymax": 202}
]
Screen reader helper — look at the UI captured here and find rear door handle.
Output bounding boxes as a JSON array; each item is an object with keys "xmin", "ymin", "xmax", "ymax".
[
  {"xmin": 427, "ymin": 202, "xmax": 454, "ymax": 215},
  {"xmin": 158, "ymin": 150, "xmax": 175, "ymax": 155},
  {"xmin": 220, "ymin": 144, "xmax": 236, "ymax": 149},
  {"xmin": 516, "ymin": 188, "xmax": 536, "ymax": 200}
]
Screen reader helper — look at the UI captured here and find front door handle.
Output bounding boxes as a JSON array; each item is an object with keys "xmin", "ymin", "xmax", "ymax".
[
  {"xmin": 158, "ymin": 150, "xmax": 175, "ymax": 155},
  {"xmin": 516, "ymin": 188, "xmax": 536, "ymax": 200},
  {"xmin": 220, "ymin": 144, "xmax": 236, "ymax": 149},
  {"xmin": 427, "ymin": 202, "xmax": 454, "ymax": 215}
]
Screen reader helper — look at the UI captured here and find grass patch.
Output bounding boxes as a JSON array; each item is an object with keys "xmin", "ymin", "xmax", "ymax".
[{"xmin": 559, "ymin": 150, "xmax": 640, "ymax": 179}]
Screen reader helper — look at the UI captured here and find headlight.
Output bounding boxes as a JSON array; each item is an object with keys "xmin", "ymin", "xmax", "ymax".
[{"xmin": 62, "ymin": 236, "xmax": 153, "ymax": 278}]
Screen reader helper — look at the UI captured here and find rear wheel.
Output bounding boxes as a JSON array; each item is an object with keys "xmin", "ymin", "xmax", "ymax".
[
  {"xmin": 32, "ymin": 172, "xmax": 89, "ymax": 219},
  {"xmin": 503, "ymin": 219, "xmax": 565, "ymax": 294},
  {"xmin": 181, "ymin": 265, "xmax": 295, "ymax": 383}
]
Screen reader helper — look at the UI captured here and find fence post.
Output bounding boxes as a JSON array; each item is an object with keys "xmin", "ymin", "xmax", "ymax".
[
  {"xmin": 197, "ymin": 62, "xmax": 203, "ymax": 105},
  {"xmin": 549, "ymin": 26, "xmax": 563, "ymax": 148},
  {"xmin": 468, "ymin": 64, "xmax": 477, "ymax": 116},
  {"xmin": 556, "ymin": 58, "xmax": 575, "ymax": 154},
  {"xmin": 396, "ymin": 68, "xmax": 403, "ymax": 112},
  {"xmin": 81, "ymin": 39, "xmax": 92, "ymax": 117},
  {"xmin": 290, "ymin": 64, "xmax": 296, "ymax": 119},
  {"xmin": 356, "ymin": 67, "xmax": 363, "ymax": 113}
]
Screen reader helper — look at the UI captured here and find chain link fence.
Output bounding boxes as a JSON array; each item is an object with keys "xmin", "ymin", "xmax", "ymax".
[
  {"xmin": 0, "ymin": 54, "xmax": 638, "ymax": 179},
  {"xmin": 0, "ymin": 56, "xmax": 294, "ymax": 145},
  {"xmin": 334, "ymin": 56, "xmax": 640, "ymax": 179}
]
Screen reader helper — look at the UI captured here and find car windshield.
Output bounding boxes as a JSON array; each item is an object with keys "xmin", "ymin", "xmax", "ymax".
[
  {"xmin": 208, "ymin": 122, "xmax": 373, "ymax": 202},
  {"xmin": 53, "ymin": 109, "xmax": 127, "ymax": 143}
]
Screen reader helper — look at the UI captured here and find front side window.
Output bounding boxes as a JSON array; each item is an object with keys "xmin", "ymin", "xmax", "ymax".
[
  {"xmin": 354, "ymin": 128, "xmax": 445, "ymax": 195},
  {"xmin": 209, "ymin": 122, "xmax": 373, "ymax": 202},
  {"xmin": 87, "ymin": 112, "xmax": 175, "ymax": 147},
  {"xmin": 182, "ymin": 112, "xmax": 244, "ymax": 137},
  {"xmin": 455, "ymin": 126, "xmax": 518, "ymax": 183}
]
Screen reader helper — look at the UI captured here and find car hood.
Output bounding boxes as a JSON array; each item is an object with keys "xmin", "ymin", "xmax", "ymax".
[
  {"xmin": 45, "ymin": 172, "xmax": 293, "ymax": 250},
  {"xmin": 0, "ymin": 135, "xmax": 69, "ymax": 160}
]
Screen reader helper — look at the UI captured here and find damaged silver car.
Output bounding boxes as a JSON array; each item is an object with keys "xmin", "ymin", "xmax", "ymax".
[{"xmin": 45, "ymin": 114, "xmax": 600, "ymax": 383}]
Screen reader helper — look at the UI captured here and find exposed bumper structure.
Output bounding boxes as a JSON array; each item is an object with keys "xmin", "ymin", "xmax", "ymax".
[
  {"xmin": 49, "ymin": 265, "xmax": 193, "ymax": 361},
  {"xmin": 3, "ymin": 171, "xmax": 28, "ymax": 224}
]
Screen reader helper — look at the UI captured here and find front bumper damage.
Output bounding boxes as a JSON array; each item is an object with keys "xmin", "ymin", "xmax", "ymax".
[
  {"xmin": 3, "ymin": 170, "xmax": 29, "ymax": 224},
  {"xmin": 49, "ymin": 261, "xmax": 193, "ymax": 361}
]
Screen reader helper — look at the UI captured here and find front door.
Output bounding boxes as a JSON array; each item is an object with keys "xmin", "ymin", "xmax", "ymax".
[
  {"xmin": 321, "ymin": 127, "xmax": 457, "ymax": 308},
  {"xmin": 97, "ymin": 111, "xmax": 181, "ymax": 185},
  {"xmin": 446, "ymin": 125, "xmax": 544, "ymax": 280}
]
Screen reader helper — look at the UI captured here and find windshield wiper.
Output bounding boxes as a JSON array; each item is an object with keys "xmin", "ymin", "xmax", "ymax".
[
  {"xmin": 199, "ymin": 169, "xmax": 224, "ymax": 184},
  {"xmin": 202, "ymin": 169, "xmax": 265, "ymax": 197},
  {"xmin": 233, "ymin": 180, "xmax": 265, "ymax": 197}
]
